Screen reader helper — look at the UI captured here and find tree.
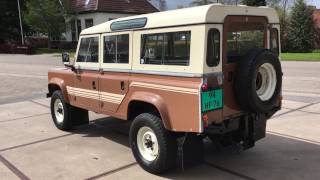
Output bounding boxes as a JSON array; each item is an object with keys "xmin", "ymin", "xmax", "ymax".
[
  {"xmin": 287, "ymin": 0, "xmax": 314, "ymax": 52},
  {"xmin": 0, "ymin": 0, "xmax": 29, "ymax": 43},
  {"xmin": 24, "ymin": 0, "xmax": 65, "ymax": 48},
  {"xmin": 242, "ymin": 0, "xmax": 266, "ymax": 6},
  {"xmin": 190, "ymin": 0, "xmax": 215, "ymax": 6}
]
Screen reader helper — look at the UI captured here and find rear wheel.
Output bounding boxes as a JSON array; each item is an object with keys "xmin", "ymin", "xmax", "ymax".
[
  {"xmin": 50, "ymin": 90, "xmax": 89, "ymax": 131},
  {"xmin": 129, "ymin": 113, "xmax": 177, "ymax": 174}
]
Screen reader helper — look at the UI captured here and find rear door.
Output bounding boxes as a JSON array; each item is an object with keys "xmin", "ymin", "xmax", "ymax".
[
  {"xmin": 222, "ymin": 16, "xmax": 268, "ymax": 117},
  {"xmin": 71, "ymin": 35, "xmax": 100, "ymax": 112},
  {"xmin": 99, "ymin": 32, "xmax": 132, "ymax": 114}
]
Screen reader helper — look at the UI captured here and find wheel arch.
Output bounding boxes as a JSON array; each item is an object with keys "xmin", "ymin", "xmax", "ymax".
[
  {"xmin": 48, "ymin": 78, "xmax": 69, "ymax": 102},
  {"xmin": 127, "ymin": 92, "xmax": 172, "ymax": 131}
]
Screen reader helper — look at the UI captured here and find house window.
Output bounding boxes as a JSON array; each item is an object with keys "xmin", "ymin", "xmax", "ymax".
[
  {"xmin": 77, "ymin": 37, "xmax": 99, "ymax": 63},
  {"xmin": 140, "ymin": 31, "xmax": 191, "ymax": 66},
  {"xmin": 85, "ymin": 19, "xmax": 93, "ymax": 28},
  {"xmin": 70, "ymin": 20, "xmax": 76, "ymax": 41},
  {"xmin": 77, "ymin": 20, "xmax": 81, "ymax": 39},
  {"xmin": 104, "ymin": 34, "xmax": 129, "ymax": 64}
]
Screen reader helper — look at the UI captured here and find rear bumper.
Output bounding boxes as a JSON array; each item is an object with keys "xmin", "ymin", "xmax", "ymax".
[{"xmin": 204, "ymin": 113, "xmax": 271, "ymax": 148}]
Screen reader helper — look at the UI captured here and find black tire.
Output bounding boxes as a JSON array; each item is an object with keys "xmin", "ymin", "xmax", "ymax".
[
  {"xmin": 129, "ymin": 113, "xmax": 177, "ymax": 174},
  {"xmin": 50, "ymin": 90, "xmax": 89, "ymax": 131},
  {"xmin": 235, "ymin": 49, "xmax": 282, "ymax": 113}
]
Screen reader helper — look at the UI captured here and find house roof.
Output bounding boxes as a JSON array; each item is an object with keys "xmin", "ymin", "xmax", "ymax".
[
  {"xmin": 68, "ymin": 0, "xmax": 159, "ymax": 14},
  {"xmin": 81, "ymin": 4, "xmax": 280, "ymax": 35}
]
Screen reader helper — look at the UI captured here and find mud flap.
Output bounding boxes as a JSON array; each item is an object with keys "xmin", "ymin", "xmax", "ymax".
[
  {"xmin": 176, "ymin": 133, "xmax": 204, "ymax": 170},
  {"xmin": 241, "ymin": 114, "xmax": 267, "ymax": 150}
]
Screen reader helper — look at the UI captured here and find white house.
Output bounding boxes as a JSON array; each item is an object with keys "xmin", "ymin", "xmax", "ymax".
[{"xmin": 65, "ymin": 0, "xmax": 158, "ymax": 41}]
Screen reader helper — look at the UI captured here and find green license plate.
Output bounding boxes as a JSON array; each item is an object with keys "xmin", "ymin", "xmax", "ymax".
[{"xmin": 201, "ymin": 89, "xmax": 223, "ymax": 112}]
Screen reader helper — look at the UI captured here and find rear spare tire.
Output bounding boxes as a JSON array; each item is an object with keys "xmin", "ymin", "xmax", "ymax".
[{"xmin": 235, "ymin": 49, "xmax": 282, "ymax": 113}]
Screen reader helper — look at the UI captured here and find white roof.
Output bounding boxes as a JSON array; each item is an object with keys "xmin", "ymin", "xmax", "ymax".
[{"xmin": 81, "ymin": 4, "xmax": 279, "ymax": 35}]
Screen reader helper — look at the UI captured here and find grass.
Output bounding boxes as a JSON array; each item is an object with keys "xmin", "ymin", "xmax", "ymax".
[
  {"xmin": 281, "ymin": 50, "xmax": 320, "ymax": 61},
  {"xmin": 36, "ymin": 48, "xmax": 75, "ymax": 57}
]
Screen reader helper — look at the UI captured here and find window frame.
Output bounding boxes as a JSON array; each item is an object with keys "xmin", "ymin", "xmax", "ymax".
[
  {"xmin": 101, "ymin": 31, "xmax": 132, "ymax": 71},
  {"xmin": 75, "ymin": 34, "xmax": 100, "ymax": 70},
  {"xmin": 140, "ymin": 31, "xmax": 191, "ymax": 66},
  {"xmin": 206, "ymin": 28, "xmax": 220, "ymax": 67}
]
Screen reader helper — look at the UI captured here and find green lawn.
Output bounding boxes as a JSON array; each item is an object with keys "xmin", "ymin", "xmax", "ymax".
[
  {"xmin": 35, "ymin": 48, "xmax": 75, "ymax": 57},
  {"xmin": 281, "ymin": 50, "xmax": 320, "ymax": 61}
]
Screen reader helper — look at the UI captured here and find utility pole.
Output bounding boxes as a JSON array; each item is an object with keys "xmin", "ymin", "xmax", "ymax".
[{"xmin": 17, "ymin": 0, "xmax": 25, "ymax": 45}]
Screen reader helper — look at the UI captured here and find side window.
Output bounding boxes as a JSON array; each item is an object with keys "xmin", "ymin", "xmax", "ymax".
[
  {"xmin": 141, "ymin": 31, "xmax": 191, "ymax": 66},
  {"xmin": 207, "ymin": 29, "xmax": 220, "ymax": 67},
  {"xmin": 104, "ymin": 34, "xmax": 129, "ymax": 64},
  {"xmin": 270, "ymin": 28, "xmax": 279, "ymax": 55},
  {"xmin": 77, "ymin": 37, "xmax": 99, "ymax": 63}
]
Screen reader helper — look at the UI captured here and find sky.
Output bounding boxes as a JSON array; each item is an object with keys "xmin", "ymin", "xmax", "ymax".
[{"xmin": 163, "ymin": 0, "xmax": 320, "ymax": 9}]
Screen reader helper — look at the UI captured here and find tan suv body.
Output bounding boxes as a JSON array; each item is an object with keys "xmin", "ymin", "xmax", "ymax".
[{"xmin": 48, "ymin": 5, "xmax": 282, "ymax": 174}]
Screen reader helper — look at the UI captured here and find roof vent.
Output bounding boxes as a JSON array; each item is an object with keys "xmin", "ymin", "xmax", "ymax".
[{"xmin": 111, "ymin": 18, "xmax": 147, "ymax": 31}]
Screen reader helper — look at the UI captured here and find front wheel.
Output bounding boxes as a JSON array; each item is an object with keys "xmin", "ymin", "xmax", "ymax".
[
  {"xmin": 50, "ymin": 90, "xmax": 89, "ymax": 131},
  {"xmin": 129, "ymin": 113, "xmax": 177, "ymax": 174}
]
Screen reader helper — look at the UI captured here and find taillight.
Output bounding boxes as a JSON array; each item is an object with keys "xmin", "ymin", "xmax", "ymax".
[{"xmin": 201, "ymin": 83, "xmax": 208, "ymax": 92}]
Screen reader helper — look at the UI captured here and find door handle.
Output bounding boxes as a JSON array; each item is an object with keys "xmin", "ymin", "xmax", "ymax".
[
  {"xmin": 92, "ymin": 81, "xmax": 96, "ymax": 89},
  {"xmin": 120, "ymin": 81, "xmax": 125, "ymax": 91}
]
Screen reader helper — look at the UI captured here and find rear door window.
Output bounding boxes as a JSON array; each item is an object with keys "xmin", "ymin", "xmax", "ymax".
[
  {"xmin": 104, "ymin": 34, "xmax": 129, "ymax": 64},
  {"xmin": 227, "ymin": 23, "xmax": 265, "ymax": 63}
]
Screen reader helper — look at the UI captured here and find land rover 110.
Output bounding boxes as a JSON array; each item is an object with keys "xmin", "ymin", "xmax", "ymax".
[{"xmin": 47, "ymin": 4, "xmax": 282, "ymax": 174}]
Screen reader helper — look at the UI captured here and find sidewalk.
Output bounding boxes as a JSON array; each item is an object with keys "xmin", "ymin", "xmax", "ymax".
[{"xmin": 0, "ymin": 98, "xmax": 319, "ymax": 179}]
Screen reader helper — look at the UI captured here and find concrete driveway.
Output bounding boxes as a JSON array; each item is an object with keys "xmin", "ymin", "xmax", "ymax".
[{"xmin": 0, "ymin": 54, "xmax": 319, "ymax": 179}]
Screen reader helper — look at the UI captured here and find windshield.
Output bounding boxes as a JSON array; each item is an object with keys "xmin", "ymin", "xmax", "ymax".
[{"xmin": 227, "ymin": 23, "xmax": 266, "ymax": 63}]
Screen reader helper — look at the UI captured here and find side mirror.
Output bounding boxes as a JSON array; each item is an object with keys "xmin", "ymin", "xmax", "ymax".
[
  {"xmin": 62, "ymin": 52, "xmax": 76, "ymax": 72},
  {"xmin": 62, "ymin": 52, "xmax": 70, "ymax": 63}
]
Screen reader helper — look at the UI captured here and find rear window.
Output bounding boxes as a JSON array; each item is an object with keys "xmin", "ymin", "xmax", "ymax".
[
  {"xmin": 227, "ymin": 23, "xmax": 265, "ymax": 63},
  {"xmin": 207, "ymin": 29, "xmax": 220, "ymax": 67},
  {"xmin": 270, "ymin": 28, "xmax": 279, "ymax": 55},
  {"xmin": 140, "ymin": 31, "xmax": 191, "ymax": 66},
  {"xmin": 77, "ymin": 37, "xmax": 99, "ymax": 63}
]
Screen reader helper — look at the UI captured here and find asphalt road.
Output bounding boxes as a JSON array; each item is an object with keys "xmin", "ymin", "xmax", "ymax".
[{"xmin": 0, "ymin": 54, "xmax": 319, "ymax": 179}]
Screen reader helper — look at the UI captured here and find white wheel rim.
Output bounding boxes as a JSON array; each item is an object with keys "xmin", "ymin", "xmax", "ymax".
[
  {"xmin": 137, "ymin": 126, "xmax": 159, "ymax": 161},
  {"xmin": 54, "ymin": 99, "xmax": 64, "ymax": 123},
  {"xmin": 255, "ymin": 63, "xmax": 277, "ymax": 101}
]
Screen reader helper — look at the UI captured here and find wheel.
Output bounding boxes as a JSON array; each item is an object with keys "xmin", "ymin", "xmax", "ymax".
[
  {"xmin": 235, "ymin": 49, "xmax": 282, "ymax": 113},
  {"xmin": 50, "ymin": 90, "xmax": 89, "ymax": 131},
  {"xmin": 129, "ymin": 113, "xmax": 177, "ymax": 174}
]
